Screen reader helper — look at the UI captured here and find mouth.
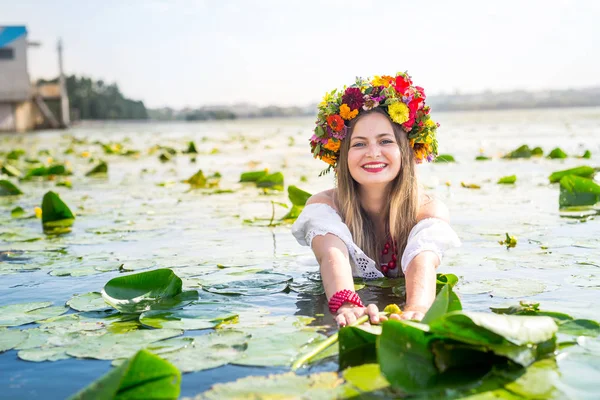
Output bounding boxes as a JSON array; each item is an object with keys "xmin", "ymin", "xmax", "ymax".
[{"xmin": 361, "ymin": 162, "xmax": 388, "ymax": 173}]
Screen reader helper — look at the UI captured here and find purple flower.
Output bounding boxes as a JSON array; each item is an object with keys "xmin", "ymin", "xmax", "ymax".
[
  {"xmin": 328, "ymin": 125, "xmax": 347, "ymax": 141},
  {"xmin": 311, "ymin": 134, "xmax": 328, "ymax": 145}
]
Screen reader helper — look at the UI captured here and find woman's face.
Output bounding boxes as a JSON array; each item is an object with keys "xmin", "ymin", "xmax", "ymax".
[{"xmin": 347, "ymin": 112, "xmax": 401, "ymax": 187}]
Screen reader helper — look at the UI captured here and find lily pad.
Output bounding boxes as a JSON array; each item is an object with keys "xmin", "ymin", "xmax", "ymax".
[
  {"xmin": 434, "ymin": 154, "xmax": 456, "ymax": 163},
  {"xmin": 503, "ymin": 145, "xmax": 533, "ymax": 159},
  {"xmin": 18, "ymin": 346, "xmax": 70, "ymax": 362},
  {"xmin": 549, "ymin": 166, "xmax": 595, "ymax": 183},
  {"xmin": 0, "ymin": 302, "xmax": 68, "ymax": 327},
  {"xmin": 197, "ymin": 371, "xmax": 344, "ymax": 400},
  {"xmin": 202, "ymin": 272, "xmax": 292, "ymax": 296},
  {"xmin": 85, "ymin": 161, "xmax": 108, "ymax": 176},
  {"xmin": 288, "ymin": 185, "xmax": 311, "ymax": 206},
  {"xmin": 140, "ymin": 308, "xmax": 237, "ymax": 330},
  {"xmin": 69, "ymin": 349, "xmax": 181, "ymax": 400},
  {"xmin": 66, "ymin": 292, "xmax": 112, "ymax": 312},
  {"xmin": 0, "ymin": 328, "xmax": 27, "ymax": 352},
  {"xmin": 559, "ymin": 175, "xmax": 600, "ymax": 208},
  {"xmin": 101, "ymin": 268, "xmax": 183, "ymax": 314},
  {"xmin": 239, "ymin": 169, "xmax": 268, "ymax": 182},
  {"xmin": 547, "ymin": 147, "xmax": 568, "ymax": 159},
  {"xmin": 497, "ymin": 175, "xmax": 517, "ymax": 184},
  {"xmin": 342, "ymin": 363, "xmax": 390, "ymax": 393},
  {"xmin": 457, "ymin": 278, "xmax": 547, "ymax": 298},
  {"xmin": 256, "ymin": 172, "xmax": 284, "ymax": 190},
  {"xmin": 41, "ymin": 191, "xmax": 75, "ymax": 233},
  {"xmin": 0, "ymin": 179, "xmax": 23, "ymax": 196}
]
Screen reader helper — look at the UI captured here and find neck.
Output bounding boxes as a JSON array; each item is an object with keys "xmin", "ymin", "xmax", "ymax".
[{"xmin": 358, "ymin": 184, "xmax": 389, "ymax": 228}]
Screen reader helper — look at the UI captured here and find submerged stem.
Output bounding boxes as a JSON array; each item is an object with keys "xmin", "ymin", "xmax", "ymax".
[{"xmin": 291, "ymin": 314, "xmax": 370, "ymax": 371}]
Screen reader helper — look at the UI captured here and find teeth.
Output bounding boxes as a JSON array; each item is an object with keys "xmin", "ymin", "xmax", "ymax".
[{"xmin": 363, "ymin": 163, "xmax": 386, "ymax": 169}]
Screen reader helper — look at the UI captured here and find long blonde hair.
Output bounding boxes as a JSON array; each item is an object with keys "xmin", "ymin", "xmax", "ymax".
[{"xmin": 335, "ymin": 109, "xmax": 418, "ymax": 266}]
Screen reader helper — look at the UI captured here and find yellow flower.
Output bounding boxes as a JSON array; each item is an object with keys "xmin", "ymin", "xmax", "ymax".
[
  {"xmin": 388, "ymin": 102, "xmax": 409, "ymax": 124},
  {"xmin": 34, "ymin": 207, "xmax": 42, "ymax": 219},
  {"xmin": 319, "ymin": 92, "xmax": 334, "ymax": 107},
  {"xmin": 323, "ymin": 139, "xmax": 340, "ymax": 152},
  {"xmin": 372, "ymin": 75, "xmax": 393, "ymax": 87},
  {"xmin": 425, "ymin": 119, "xmax": 436, "ymax": 128},
  {"xmin": 339, "ymin": 104, "xmax": 358, "ymax": 120}
]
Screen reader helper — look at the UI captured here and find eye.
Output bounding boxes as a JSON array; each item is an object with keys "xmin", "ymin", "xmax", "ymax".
[
  {"xmin": 352, "ymin": 142, "xmax": 365, "ymax": 147},
  {"xmin": 381, "ymin": 139, "xmax": 395, "ymax": 145}
]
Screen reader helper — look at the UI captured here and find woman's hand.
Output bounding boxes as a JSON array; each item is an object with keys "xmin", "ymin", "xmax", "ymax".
[
  {"xmin": 393, "ymin": 304, "xmax": 430, "ymax": 322},
  {"xmin": 335, "ymin": 303, "xmax": 386, "ymax": 327}
]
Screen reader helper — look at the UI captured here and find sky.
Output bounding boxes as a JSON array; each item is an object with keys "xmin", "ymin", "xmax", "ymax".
[{"xmin": 2, "ymin": 0, "xmax": 599, "ymax": 108}]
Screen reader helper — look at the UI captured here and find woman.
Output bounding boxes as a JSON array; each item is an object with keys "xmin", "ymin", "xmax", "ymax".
[{"xmin": 292, "ymin": 73, "xmax": 460, "ymax": 326}]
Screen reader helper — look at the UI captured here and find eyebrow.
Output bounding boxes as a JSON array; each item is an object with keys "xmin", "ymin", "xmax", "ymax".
[{"xmin": 351, "ymin": 133, "xmax": 395, "ymax": 141}]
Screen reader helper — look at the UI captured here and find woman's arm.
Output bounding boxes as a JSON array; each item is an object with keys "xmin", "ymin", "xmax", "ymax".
[
  {"xmin": 400, "ymin": 197, "xmax": 451, "ymax": 321},
  {"xmin": 306, "ymin": 195, "xmax": 382, "ymax": 326}
]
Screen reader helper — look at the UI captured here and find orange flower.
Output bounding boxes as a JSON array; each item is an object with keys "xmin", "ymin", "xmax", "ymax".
[
  {"xmin": 321, "ymin": 154, "xmax": 337, "ymax": 166},
  {"xmin": 323, "ymin": 139, "xmax": 340, "ymax": 152},
  {"xmin": 327, "ymin": 114, "xmax": 344, "ymax": 132},
  {"xmin": 372, "ymin": 75, "xmax": 393, "ymax": 87},
  {"xmin": 339, "ymin": 104, "xmax": 358, "ymax": 120}
]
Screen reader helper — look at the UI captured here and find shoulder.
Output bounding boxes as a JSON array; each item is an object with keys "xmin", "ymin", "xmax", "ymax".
[
  {"xmin": 306, "ymin": 189, "xmax": 339, "ymax": 212},
  {"xmin": 416, "ymin": 193, "xmax": 450, "ymax": 223}
]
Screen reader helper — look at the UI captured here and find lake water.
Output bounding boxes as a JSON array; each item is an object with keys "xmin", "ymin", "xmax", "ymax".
[{"xmin": 1, "ymin": 107, "xmax": 599, "ymax": 399}]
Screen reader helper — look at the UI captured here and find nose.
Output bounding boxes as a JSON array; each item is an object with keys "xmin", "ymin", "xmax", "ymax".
[{"xmin": 366, "ymin": 143, "xmax": 381, "ymax": 159}]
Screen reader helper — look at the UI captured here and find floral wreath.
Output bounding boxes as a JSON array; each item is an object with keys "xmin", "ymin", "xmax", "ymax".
[{"xmin": 310, "ymin": 72, "xmax": 439, "ymax": 175}]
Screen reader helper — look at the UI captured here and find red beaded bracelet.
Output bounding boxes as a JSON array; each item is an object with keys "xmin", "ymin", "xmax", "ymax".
[{"xmin": 328, "ymin": 289, "xmax": 364, "ymax": 314}]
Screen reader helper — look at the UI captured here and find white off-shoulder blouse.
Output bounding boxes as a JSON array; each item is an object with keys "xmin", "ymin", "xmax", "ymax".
[{"xmin": 291, "ymin": 203, "xmax": 461, "ymax": 279}]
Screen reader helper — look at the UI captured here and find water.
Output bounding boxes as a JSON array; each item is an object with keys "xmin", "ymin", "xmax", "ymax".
[{"xmin": 1, "ymin": 107, "xmax": 599, "ymax": 399}]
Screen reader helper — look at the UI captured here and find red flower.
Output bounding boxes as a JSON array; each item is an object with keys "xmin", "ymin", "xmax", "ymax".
[
  {"xmin": 394, "ymin": 75, "xmax": 412, "ymax": 95},
  {"xmin": 409, "ymin": 97, "xmax": 423, "ymax": 113},
  {"xmin": 342, "ymin": 87, "xmax": 364, "ymax": 111},
  {"xmin": 327, "ymin": 114, "xmax": 345, "ymax": 132},
  {"xmin": 415, "ymin": 86, "xmax": 426, "ymax": 100}
]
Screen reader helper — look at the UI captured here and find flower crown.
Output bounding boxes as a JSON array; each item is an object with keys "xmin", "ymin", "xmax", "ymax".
[{"xmin": 310, "ymin": 72, "xmax": 439, "ymax": 175}]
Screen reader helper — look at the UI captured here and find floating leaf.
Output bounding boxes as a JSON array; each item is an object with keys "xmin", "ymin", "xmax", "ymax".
[
  {"xmin": 198, "ymin": 371, "xmax": 344, "ymax": 399},
  {"xmin": 579, "ymin": 149, "xmax": 592, "ymax": 159},
  {"xmin": 497, "ymin": 175, "xmax": 517, "ymax": 184},
  {"xmin": 558, "ymin": 319, "xmax": 600, "ymax": 337},
  {"xmin": 434, "ymin": 154, "xmax": 455, "ymax": 163},
  {"xmin": 185, "ymin": 141, "xmax": 198, "ymax": 154},
  {"xmin": 503, "ymin": 145, "xmax": 533, "ymax": 159},
  {"xmin": 288, "ymin": 185, "xmax": 311, "ymax": 206},
  {"xmin": 559, "ymin": 175, "xmax": 600, "ymax": 208},
  {"xmin": 256, "ymin": 172, "xmax": 284, "ymax": 190},
  {"xmin": 547, "ymin": 147, "xmax": 568, "ymax": 159},
  {"xmin": 0, "ymin": 179, "xmax": 23, "ymax": 196},
  {"xmin": 66, "ymin": 292, "xmax": 111, "ymax": 312},
  {"xmin": 549, "ymin": 166, "xmax": 595, "ymax": 183},
  {"xmin": 531, "ymin": 146, "xmax": 544, "ymax": 156},
  {"xmin": 458, "ymin": 278, "xmax": 546, "ymax": 298},
  {"xmin": 289, "ymin": 280, "xmax": 325, "ymax": 295},
  {"xmin": 203, "ymin": 272, "xmax": 292, "ymax": 296},
  {"xmin": 475, "ymin": 155, "xmax": 491, "ymax": 161},
  {"xmin": 461, "ymin": 182, "xmax": 481, "ymax": 189},
  {"xmin": 85, "ymin": 161, "xmax": 108, "ymax": 176},
  {"xmin": 499, "ymin": 233, "xmax": 517, "ymax": 248},
  {"xmin": 184, "ymin": 169, "xmax": 220, "ymax": 188},
  {"xmin": 101, "ymin": 268, "xmax": 183, "ymax": 314},
  {"xmin": 140, "ymin": 308, "xmax": 237, "ymax": 330},
  {"xmin": 0, "ymin": 328, "xmax": 27, "ymax": 352},
  {"xmin": 1, "ymin": 163, "xmax": 22, "ymax": 177},
  {"xmin": 342, "ymin": 364, "xmax": 390, "ymax": 393},
  {"xmin": 18, "ymin": 346, "xmax": 70, "ymax": 362},
  {"xmin": 10, "ymin": 206, "xmax": 25, "ymax": 218},
  {"xmin": 0, "ymin": 302, "xmax": 68, "ymax": 327},
  {"xmin": 339, "ymin": 326, "xmax": 379, "ymax": 369},
  {"xmin": 239, "ymin": 169, "xmax": 268, "ymax": 182},
  {"xmin": 421, "ymin": 284, "xmax": 462, "ymax": 324},
  {"xmin": 68, "ymin": 349, "xmax": 181, "ymax": 400},
  {"xmin": 41, "ymin": 191, "xmax": 75, "ymax": 233}
]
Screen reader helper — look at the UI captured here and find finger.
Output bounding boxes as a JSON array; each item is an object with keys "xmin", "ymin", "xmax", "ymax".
[
  {"xmin": 346, "ymin": 312, "xmax": 357, "ymax": 326},
  {"xmin": 336, "ymin": 313, "xmax": 347, "ymax": 327},
  {"xmin": 379, "ymin": 315, "xmax": 388, "ymax": 322},
  {"xmin": 367, "ymin": 304, "xmax": 379, "ymax": 324},
  {"xmin": 412, "ymin": 312, "xmax": 425, "ymax": 322},
  {"xmin": 390, "ymin": 313, "xmax": 403, "ymax": 321}
]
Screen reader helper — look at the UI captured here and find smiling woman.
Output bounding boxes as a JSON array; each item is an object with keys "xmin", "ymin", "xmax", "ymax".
[{"xmin": 292, "ymin": 72, "xmax": 461, "ymax": 326}]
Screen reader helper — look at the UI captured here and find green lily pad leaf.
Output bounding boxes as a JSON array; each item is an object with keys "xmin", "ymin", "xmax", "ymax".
[
  {"xmin": 281, "ymin": 205, "xmax": 303, "ymax": 221},
  {"xmin": 41, "ymin": 191, "xmax": 75, "ymax": 233},
  {"xmin": 161, "ymin": 330, "xmax": 247, "ymax": 373},
  {"xmin": 342, "ymin": 363, "xmax": 390, "ymax": 393},
  {"xmin": 0, "ymin": 328, "xmax": 27, "ymax": 352},
  {"xmin": 547, "ymin": 147, "xmax": 568, "ymax": 159},
  {"xmin": 0, "ymin": 302, "xmax": 68, "ymax": 327},
  {"xmin": 457, "ymin": 278, "xmax": 547, "ymax": 298},
  {"xmin": 140, "ymin": 308, "xmax": 237, "ymax": 330},
  {"xmin": 288, "ymin": 185, "xmax": 311, "ymax": 206},
  {"xmin": 18, "ymin": 346, "xmax": 70, "ymax": 362},
  {"xmin": 1, "ymin": 163, "xmax": 22, "ymax": 177},
  {"xmin": 68, "ymin": 349, "xmax": 181, "ymax": 400},
  {"xmin": 66, "ymin": 292, "xmax": 112, "ymax": 312},
  {"xmin": 85, "ymin": 161, "xmax": 108, "ymax": 176},
  {"xmin": 421, "ymin": 284, "xmax": 462, "ymax": 324},
  {"xmin": 66, "ymin": 328, "xmax": 183, "ymax": 360},
  {"xmin": 491, "ymin": 301, "xmax": 573, "ymax": 322},
  {"xmin": 363, "ymin": 277, "xmax": 405, "ymax": 288},
  {"xmin": 580, "ymin": 149, "xmax": 592, "ymax": 159},
  {"xmin": 559, "ymin": 175, "xmax": 600, "ymax": 208},
  {"xmin": 436, "ymin": 273, "xmax": 459, "ymax": 291},
  {"xmin": 0, "ymin": 179, "xmax": 23, "ymax": 196},
  {"xmin": 198, "ymin": 371, "xmax": 344, "ymax": 400},
  {"xmin": 14, "ymin": 328, "xmax": 52, "ymax": 350},
  {"xmin": 11, "ymin": 206, "xmax": 26, "ymax": 218},
  {"xmin": 203, "ymin": 272, "xmax": 292, "ymax": 296},
  {"xmin": 7, "ymin": 149, "xmax": 25, "ymax": 160},
  {"xmin": 101, "ymin": 268, "xmax": 184, "ymax": 314},
  {"xmin": 549, "ymin": 166, "xmax": 595, "ymax": 183},
  {"xmin": 531, "ymin": 146, "xmax": 544, "ymax": 156},
  {"xmin": 503, "ymin": 145, "xmax": 533, "ymax": 159},
  {"xmin": 234, "ymin": 330, "xmax": 325, "ymax": 367},
  {"xmin": 185, "ymin": 141, "xmax": 198, "ymax": 154},
  {"xmin": 558, "ymin": 319, "xmax": 600, "ymax": 337},
  {"xmin": 184, "ymin": 169, "xmax": 220, "ymax": 188},
  {"xmin": 339, "ymin": 326, "xmax": 379, "ymax": 369},
  {"xmin": 256, "ymin": 172, "xmax": 284, "ymax": 190},
  {"xmin": 239, "ymin": 169, "xmax": 268, "ymax": 182},
  {"xmin": 434, "ymin": 154, "xmax": 455, "ymax": 163},
  {"xmin": 497, "ymin": 175, "xmax": 517, "ymax": 184},
  {"xmin": 475, "ymin": 155, "xmax": 491, "ymax": 161}
]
